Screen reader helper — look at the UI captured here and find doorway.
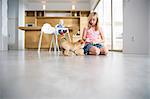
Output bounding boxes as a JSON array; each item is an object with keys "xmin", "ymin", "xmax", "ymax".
[{"xmin": 95, "ymin": 0, "xmax": 123, "ymax": 51}]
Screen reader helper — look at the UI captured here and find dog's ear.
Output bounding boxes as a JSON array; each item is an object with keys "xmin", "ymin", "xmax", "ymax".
[
  {"xmin": 78, "ymin": 39, "xmax": 85, "ymax": 44},
  {"xmin": 83, "ymin": 38, "xmax": 86, "ymax": 41}
]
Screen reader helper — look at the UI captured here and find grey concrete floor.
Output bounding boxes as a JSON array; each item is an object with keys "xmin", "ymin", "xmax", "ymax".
[{"xmin": 0, "ymin": 51, "xmax": 149, "ymax": 99}]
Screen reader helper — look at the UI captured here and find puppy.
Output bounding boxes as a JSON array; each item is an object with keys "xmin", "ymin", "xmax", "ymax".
[{"xmin": 60, "ymin": 37, "xmax": 85, "ymax": 56}]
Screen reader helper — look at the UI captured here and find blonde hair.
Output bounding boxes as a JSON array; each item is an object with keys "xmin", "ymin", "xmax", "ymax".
[{"xmin": 88, "ymin": 12, "xmax": 99, "ymax": 31}]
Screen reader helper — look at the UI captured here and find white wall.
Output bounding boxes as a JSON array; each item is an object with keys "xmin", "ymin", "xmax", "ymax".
[
  {"xmin": 0, "ymin": 0, "xmax": 8, "ymax": 50},
  {"xmin": 8, "ymin": 0, "xmax": 19, "ymax": 50},
  {"xmin": 7, "ymin": 0, "xmax": 25, "ymax": 50},
  {"xmin": 123, "ymin": 0, "xmax": 149, "ymax": 54},
  {"xmin": 18, "ymin": 0, "xmax": 25, "ymax": 50},
  {"xmin": 0, "ymin": 0, "xmax": 2, "ymax": 49},
  {"xmin": 149, "ymin": 0, "xmax": 150, "ymax": 55},
  {"xmin": 25, "ymin": 2, "xmax": 90, "ymax": 10}
]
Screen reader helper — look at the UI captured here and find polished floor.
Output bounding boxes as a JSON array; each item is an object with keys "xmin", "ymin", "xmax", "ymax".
[{"xmin": 0, "ymin": 51, "xmax": 149, "ymax": 99}]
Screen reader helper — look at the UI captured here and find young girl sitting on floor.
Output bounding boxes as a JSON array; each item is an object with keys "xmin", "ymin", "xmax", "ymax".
[{"xmin": 82, "ymin": 12, "xmax": 108, "ymax": 55}]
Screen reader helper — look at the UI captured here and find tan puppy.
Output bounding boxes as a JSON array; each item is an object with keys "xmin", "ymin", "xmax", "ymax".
[{"xmin": 60, "ymin": 37, "xmax": 85, "ymax": 56}]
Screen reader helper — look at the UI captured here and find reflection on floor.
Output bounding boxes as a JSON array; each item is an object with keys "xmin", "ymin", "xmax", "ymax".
[{"xmin": 0, "ymin": 51, "xmax": 149, "ymax": 99}]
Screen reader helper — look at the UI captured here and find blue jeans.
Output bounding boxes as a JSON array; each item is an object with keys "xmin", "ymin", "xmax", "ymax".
[{"xmin": 83, "ymin": 43, "xmax": 104, "ymax": 55}]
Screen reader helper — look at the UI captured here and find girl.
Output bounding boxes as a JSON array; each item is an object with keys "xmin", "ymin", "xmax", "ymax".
[{"xmin": 82, "ymin": 12, "xmax": 108, "ymax": 55}]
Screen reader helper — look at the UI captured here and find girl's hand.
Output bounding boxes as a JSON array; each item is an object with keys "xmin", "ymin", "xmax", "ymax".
[
  {"xmin": 99, "ymin": 39, "xmax": 104, "ymax": 43},
  {"xmin": 99, "ymin": 28, "xmax": 105, "ymax": 43},
  {"xmin": 85, "ymin": 38, "xmax": 91, "ymax": 42},
  {"xmin": 95, "ymin": 38, "xmax": 104, "ymax": 44}
]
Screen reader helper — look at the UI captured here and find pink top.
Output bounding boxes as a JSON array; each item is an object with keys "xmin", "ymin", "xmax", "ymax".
[{"xmin": 84, "ymin": 27, "xmax": 101, "ymax": 43}]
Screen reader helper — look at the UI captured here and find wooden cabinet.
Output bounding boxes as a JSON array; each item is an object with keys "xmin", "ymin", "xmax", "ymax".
[
  {"xmin": 80, "ymin": 17, "xmax": 88, "ymax": 37},
  {"xmin": 21, "ymin": 10, "xmax": 90, "ymax": 49}
]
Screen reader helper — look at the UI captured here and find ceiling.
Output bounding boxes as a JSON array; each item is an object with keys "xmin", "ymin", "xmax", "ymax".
[{"xmin": 24, "ymin": 0, "xmax": 90, "ymax": 3}]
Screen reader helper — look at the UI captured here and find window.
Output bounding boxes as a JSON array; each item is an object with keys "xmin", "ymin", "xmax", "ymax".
[{"xmin": 95, "ymin": 0, "xmax": 123, "ymax": 51}]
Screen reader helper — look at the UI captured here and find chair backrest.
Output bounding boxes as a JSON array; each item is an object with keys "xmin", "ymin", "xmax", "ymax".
[
  {"xmin": 55, "ymin": 27, "xmax": 68, "ymax": 35},
  {"xmin": 41, "ymin": 23, "xmax": 55, "ymax": 34}
]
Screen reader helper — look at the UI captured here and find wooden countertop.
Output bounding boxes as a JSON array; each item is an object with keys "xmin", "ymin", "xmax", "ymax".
[
  {"xmin": 18, "ymin": 27, "xmax": 41, "ymax": 31},
  {"xmin": 18, "ymin": 26, "xmax": 73, "ymax": 31}
]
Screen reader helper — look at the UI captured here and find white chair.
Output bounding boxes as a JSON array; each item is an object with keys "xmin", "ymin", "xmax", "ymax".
[{"xmin": 38, "ymin": 23, "xmax": 60, "ymax": 54}]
